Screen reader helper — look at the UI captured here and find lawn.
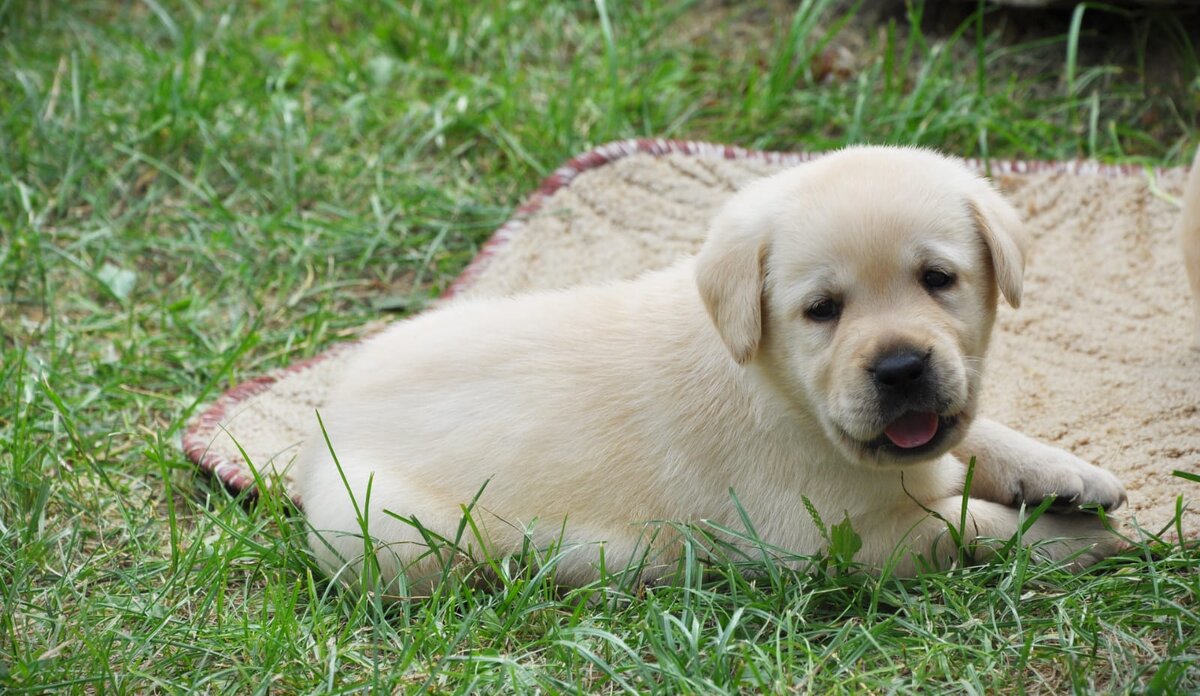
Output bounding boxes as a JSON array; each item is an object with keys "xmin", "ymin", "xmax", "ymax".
[{"xmin": 2, "ymin": 0, "xmax": 1199, "ymax": 692}]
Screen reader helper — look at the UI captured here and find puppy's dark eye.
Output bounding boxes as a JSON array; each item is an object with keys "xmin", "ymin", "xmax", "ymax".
[
  {"xmin": 806, "ymin": 298, "xmax": 841, "ymax": 322},
  {"xmin": 922, "ymin": 269, "xmax": 955, "ymax": 291}
]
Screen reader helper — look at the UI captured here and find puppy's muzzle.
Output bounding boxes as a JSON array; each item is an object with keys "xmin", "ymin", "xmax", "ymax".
[{"xmin": 859, "ymin": 346, "xmax": 959, "ymax": 458}]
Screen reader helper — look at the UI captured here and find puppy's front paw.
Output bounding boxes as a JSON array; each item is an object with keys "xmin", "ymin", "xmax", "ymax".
[
  {"xmin": 960, "ymin": 420, "xmax": 1128, "ymax": 515},
  {"xmin": 1011, "ymin": 446, "xmax": 1127, "ymax": 514}
]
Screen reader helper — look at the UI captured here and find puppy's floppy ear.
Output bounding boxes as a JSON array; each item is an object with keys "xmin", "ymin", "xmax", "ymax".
[
  {"xmin": 695, "ymin": 204, "xmax": 768, "ymax": 365},
  {"xmin": 969, "ymin": 183, "xmax": 1029, "ymax": 309}
]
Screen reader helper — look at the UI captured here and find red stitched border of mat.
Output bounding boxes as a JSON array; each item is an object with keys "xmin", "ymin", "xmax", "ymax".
[{"xmin": 181, "ymin": 138, "xmax": 1169, "ymax": 494}]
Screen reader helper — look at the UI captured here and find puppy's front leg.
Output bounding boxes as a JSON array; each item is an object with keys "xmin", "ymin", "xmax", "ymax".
[{"xmin": 953, "ymin": 418, "xmax": 1126, "ymax": 512}]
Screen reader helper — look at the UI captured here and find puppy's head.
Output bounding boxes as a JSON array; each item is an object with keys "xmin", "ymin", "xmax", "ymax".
[{"xmin": 695, "ymin": 146, "xmax": 1027, "ymax": 467}]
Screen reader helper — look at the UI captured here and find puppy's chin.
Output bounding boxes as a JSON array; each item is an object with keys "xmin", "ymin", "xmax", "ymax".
[{"xmin": 830, "ymin": 410, "xmax": 973, "ymax": 468}]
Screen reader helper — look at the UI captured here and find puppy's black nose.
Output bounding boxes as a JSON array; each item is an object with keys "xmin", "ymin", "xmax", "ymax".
[{"xmin": 871, "ymin": 350, "xmax": 928, "ymax": 391}]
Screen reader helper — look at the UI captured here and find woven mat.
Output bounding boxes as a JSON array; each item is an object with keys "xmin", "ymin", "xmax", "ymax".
[{"xmin": 183, "ymin": 140, "xmax": 1200, "ymax": 539}]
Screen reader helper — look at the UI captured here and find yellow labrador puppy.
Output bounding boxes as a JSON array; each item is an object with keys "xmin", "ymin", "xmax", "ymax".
[{"xmin": 295, "ymin": 146, "xmax": 1126, "ymax": 592}]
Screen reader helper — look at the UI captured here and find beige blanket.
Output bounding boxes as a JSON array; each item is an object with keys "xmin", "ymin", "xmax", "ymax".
[{"xmin": 183, "ymin": 141, "xmax": 1200, "ymax": 539}]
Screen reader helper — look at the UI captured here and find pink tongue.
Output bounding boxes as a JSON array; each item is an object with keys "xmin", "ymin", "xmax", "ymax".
[{"xmin": 883, "ymin": 412, "xmax": 939, "ymax": 448}]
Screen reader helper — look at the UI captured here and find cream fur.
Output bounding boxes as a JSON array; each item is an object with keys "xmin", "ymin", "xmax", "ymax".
[{"xmin": 294, "ymin": 146, "xmax": 1126, "ymax": 594}]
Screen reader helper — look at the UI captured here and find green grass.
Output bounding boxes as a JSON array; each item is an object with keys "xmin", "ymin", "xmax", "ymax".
[{"xmin": 2, "ymin": 0, "xmax": 1199, "ymax": 692}]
